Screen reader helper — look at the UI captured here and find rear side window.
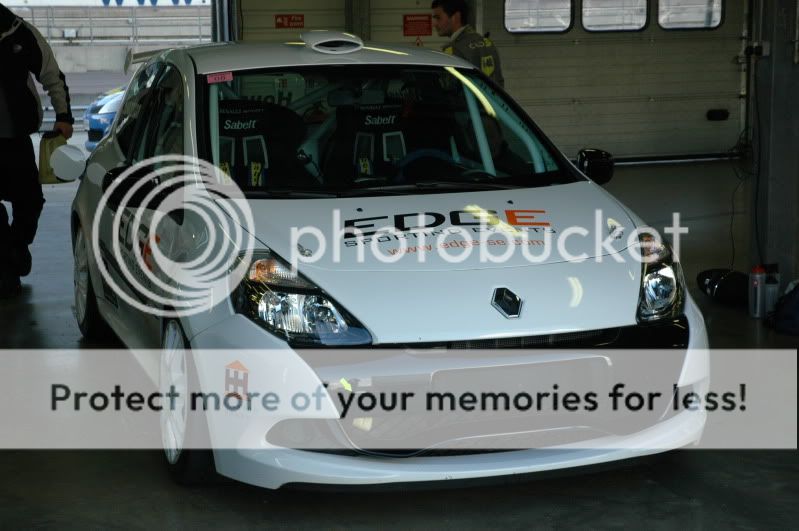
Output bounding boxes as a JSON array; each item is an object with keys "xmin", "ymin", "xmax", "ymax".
[
  {"xmin": 659, "ymin": 0, "xmax": 722, "ymax": 29},
  {"xmin": 582, "ymin": 0, "xmax": 647, "ymax": 32},
  {"xmin": 505, "ymin": 0, "xmax": 572, "ymax": 33}
]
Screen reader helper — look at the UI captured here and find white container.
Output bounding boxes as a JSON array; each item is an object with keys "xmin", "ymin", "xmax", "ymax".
[{"xmin": 764, "ymin": 274, "xmax": 781, "ymax": 316}]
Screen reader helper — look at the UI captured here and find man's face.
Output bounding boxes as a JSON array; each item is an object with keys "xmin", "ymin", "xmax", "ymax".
[{"xmin": 433, "ymin": 7, "xmax": 457, "ymax": 37}]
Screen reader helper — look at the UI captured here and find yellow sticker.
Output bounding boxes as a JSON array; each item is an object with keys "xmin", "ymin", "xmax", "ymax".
[
  {"xmin": 220, "ymin": 162, "xmax": 232, "ymax": 184},
  {"xmin": 443, "ymin": 46, "xmax": 454, "ymax": 55},
  {"xmin": 358, "ymin": 157, "xmax": 372, "ymax": 175},
  {"xmin": 251, "ymin": 162, "xmax": 263, "ymax": 186},
  {"xmin": 481, "ymin": 55, "xmax": 496, "ymax": 77}
]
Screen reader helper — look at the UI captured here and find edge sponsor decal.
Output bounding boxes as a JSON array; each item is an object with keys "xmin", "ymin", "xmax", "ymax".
[
  {"xmin": 343, "ymin": 209, "xmax": 553, "ymax": 238},
  {"xmin": 384, "ymin": 238, "xmax": 547, "ymax": 256}
]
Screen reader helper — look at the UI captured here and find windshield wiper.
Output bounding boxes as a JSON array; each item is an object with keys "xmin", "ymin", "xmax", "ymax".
[
  {"xmin": 415, "ymin": 181, "xmax": 520, "ymax": 190},
  {"xmin": 342, "ymin": 181, "xmax": 521, "ymax": 197}
]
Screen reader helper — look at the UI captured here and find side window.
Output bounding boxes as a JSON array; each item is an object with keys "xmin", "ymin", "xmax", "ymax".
[
  {"xmin": 150, "ymin": 66, "xmax": 185, "ymax": 158},
  {"xmin": 115, "ymin": 62, "xmax": 163, "ymax": 161},
  {"xmin": 125, "ymin": 65, "xmax": 185, "ymax": 165}
]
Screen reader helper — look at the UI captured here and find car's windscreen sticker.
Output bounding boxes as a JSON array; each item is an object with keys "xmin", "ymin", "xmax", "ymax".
[{"xmin": 207, "ymin": 71, "xmax": 233, "ymax": 84}]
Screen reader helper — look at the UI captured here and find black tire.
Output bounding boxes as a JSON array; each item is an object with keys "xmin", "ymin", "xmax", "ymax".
[
  {"xmin": 73, "ymin": 226, "xmax": 111, "ymax": 340},
  {"xmin": 160, "ymin": 319, "xmax": 215, "ymax": 485}
]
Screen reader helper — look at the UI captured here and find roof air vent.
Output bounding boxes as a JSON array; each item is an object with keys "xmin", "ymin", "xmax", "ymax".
[{"xmin": 301, "ymin": 31, "xmax": 364, "ymax": 54}]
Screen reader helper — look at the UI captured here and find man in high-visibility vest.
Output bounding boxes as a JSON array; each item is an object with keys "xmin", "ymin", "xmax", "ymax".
[{"xmin": 431, "ymin": 0, "xmax": 504, "ymax": 87}]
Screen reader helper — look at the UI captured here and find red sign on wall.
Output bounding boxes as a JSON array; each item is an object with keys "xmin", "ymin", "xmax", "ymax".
[
  {"xmin": 275, "ymin": 14, "xmax": 305, "ymax": 29},
  {"xmin": 403, "ymin": 14, "xmax": 432, "ymax": 37}
]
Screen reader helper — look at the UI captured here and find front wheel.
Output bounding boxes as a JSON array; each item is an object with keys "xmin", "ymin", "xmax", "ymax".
[
  {"xmin": 73, "ymin": 226, "xmax": 111, "ymax": 340},
  {"xmin": 160, "ymin": 319, "xmax": 215, "ymax": 485}
]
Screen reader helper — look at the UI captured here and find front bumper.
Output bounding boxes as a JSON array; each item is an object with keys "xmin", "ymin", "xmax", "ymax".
[
  {"xmin": 214, "ymin": 408, "xmax": 705, "ymax": 489},
  {"xmin": 190, "ymin": 295, "xmax": 708, "ymax": 489}
]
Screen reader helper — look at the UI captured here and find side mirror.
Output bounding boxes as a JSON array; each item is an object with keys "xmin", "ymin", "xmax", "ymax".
[
  {"xmin": 577, "ymin": 148, "xmax": 614, "ymax": 185},
  {"xmin": 102, "ymin": 165, "xmax": 160, "ymax": 209},
  {"xmin": 50, "ymin": 144, "xmax": 86, "ymax": 182}
]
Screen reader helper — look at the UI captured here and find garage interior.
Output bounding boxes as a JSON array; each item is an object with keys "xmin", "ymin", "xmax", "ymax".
[{"xmin": 0, "ymin": 0, "xmax": 796, "ymax": 527}]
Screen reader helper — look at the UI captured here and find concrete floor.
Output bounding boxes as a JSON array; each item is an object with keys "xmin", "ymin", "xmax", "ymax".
[{"xmin": 0, "ymin": 143, "xmax": 796, "ymax": 528}]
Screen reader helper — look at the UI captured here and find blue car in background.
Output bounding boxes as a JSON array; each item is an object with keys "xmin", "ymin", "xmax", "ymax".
[{"xmin": 84, "ymin": 89, "xmax": 124, "ymax": 151}]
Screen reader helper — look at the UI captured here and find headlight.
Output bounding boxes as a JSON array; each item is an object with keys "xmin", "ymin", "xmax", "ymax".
[
  {"xmin": 231, "ymin": 251, "xmax": 372, "ymax": 346},
  {"xmin": 636, "ymin": 234, "xmax": 685, "ymax": 323}
]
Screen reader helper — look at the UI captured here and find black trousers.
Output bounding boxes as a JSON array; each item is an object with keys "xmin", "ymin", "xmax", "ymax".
[{"xmin": 0, "ymin": 136, "xmax": 44, "ymax": 269}]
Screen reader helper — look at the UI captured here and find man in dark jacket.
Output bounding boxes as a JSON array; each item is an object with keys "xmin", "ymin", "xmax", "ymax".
[
  {"xmin": 431, "ymin": 0, "xmax": 504, "ymax": 87},
  {"xmin": 0, "ymin": 3, "xmax": 73, "ymax": 298}
]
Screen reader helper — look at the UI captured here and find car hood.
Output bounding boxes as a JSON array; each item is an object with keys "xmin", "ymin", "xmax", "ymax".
[
  {"xmin": 240, "ymin": 182, "xmax": 643, "ymax": 341},
  {"xmin": 246, "ymin": 181, "xmax": 638, "ymax": 273}
]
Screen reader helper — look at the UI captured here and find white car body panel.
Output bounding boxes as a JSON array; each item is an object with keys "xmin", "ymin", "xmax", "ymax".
[
  {"xmin": 188, "ymin": 42, "xmax": 475, "ymax": 75},
  {"xmin": 250, "ymin": 183, "xmax": 635, "ymax": 272}
]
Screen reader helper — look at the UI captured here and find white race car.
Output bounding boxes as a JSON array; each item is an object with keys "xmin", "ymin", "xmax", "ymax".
[{"xmin": 64, "ymin": 32, "xmax": 708, "ymax": 489}]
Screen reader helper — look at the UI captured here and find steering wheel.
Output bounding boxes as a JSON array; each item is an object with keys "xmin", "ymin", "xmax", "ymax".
[{"xmin": 394, "ymin": 149, "xmax": 458, "ymax": 183}]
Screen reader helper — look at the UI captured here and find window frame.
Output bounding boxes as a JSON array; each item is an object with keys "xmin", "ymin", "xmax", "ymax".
[
  {"xmin": 503, "ymin": 0, "xmax": 576, "ymax": 35},
  {"xmin": 656, "ymin": 0, "xmax": 725, "ymax": 32}
]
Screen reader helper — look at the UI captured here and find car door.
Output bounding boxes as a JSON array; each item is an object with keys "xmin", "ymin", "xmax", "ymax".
[
  {"xmin": 91, "ymin": 61, "xmax": 163, "ymax": 344},
  {"xmin": 96, "ymin": 62, "xmax": 188, "ymax": 347},
  {"xmin": 118, "ymin": 63, "xmax": 189, "ymax": 346}
]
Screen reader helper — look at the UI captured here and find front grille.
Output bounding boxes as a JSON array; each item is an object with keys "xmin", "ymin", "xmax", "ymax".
[
  {"xmin": 449, "ymin": 328, "xmax": 614, "ymax": 349},
  {"xmin": 376, "ymin": 317, "xmax": 689, "ymax": 350},
  {"xmin": 375, "ymin": 327, "xmax": 620, "ymax": 350},
  {"xmin": 88, "ymin": 129, "xmax": 104, "ymax": 142}
]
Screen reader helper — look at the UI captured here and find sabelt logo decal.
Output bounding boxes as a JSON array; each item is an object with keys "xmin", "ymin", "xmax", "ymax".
[
  {"xmin": 223, "ymin": 119, "xmax": 258, "ymax": 131},
  {"xmin": 344, "ymin": 209, "xmax": 553, "ymax": 238},
  {"xmin": 364, "ymin": 114, "xmax": 398, "ymax": 126}
]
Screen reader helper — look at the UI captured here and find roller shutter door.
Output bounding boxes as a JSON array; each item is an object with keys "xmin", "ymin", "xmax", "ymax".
[{"xmin": 483, "ymin": 1, "xmax": 746, "ymax": 159}]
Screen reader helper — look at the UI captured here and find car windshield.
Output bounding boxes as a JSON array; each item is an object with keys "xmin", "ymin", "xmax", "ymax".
[{"xmin": 202, "ymin": 65, "xmax": 576, "ymax": 198}]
